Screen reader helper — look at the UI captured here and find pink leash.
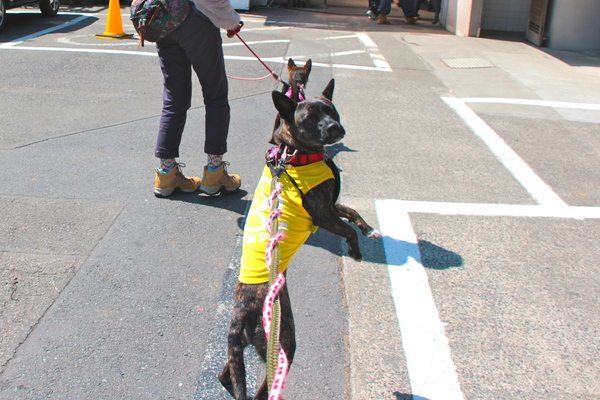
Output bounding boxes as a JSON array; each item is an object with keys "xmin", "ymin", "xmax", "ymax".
[
  {"xmin": 263, "ymin": 181, "xmax": 290, "ymax": 400},
  {"xmin": 228, "ymin": 33, "xmax": 284, "ymax": 83}
]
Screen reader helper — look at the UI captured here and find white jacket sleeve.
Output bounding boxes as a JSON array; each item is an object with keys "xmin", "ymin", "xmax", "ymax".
[{"xmin": 192, "ymin": 0, "xmax": 241, "ymax": 31}]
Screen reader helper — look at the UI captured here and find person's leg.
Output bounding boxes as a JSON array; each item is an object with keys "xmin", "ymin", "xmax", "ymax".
[
  {"xmin": 155, "ymin": 39, "xmax": 192, "ymax": 160},
  {"xmin": 432, "ymin": 0, "xmax": 440, "ymax": 23},
  {"xmin": 367, "ymin": 0, "xmax": 379, "ymax": 19},
  {"xmin": 175, "ymin": 12, "xmax": 241, "ymax": 195},
  {"xmin": 178, "ymin": 12, "xmax": 229, "ymax": 157},
  {"xmin": 376, "ymin": 0, "xmax": 392, "ymax": 23},
  {"xmin": 153, "ymin": 37, "xmax": 201, "ymax": 197},
  {"xmin": 399, "ymin": 0, "xmax": 418, "ymax": 22},
  {"xmin": 413, "ymin": 0, "xmax": 421, "ymax": 17}
]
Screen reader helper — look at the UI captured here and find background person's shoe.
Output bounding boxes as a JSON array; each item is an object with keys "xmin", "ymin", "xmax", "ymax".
[
  {"xmin": 200, "ymin": 162, "xmax": 241, "ymax": 195},
  {"xmin": 378, "ymin": 14, "xmax": 390, "ymax": 24},
  {"xmin": 154, "ymin": 163, "xmax": 200, "ymax": 198},
  {"xmin": 366, "ymin": 10, "xmax": 377, "ymax": 20}
]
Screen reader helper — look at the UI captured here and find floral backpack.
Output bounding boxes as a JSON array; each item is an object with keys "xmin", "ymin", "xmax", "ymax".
[{"xmin": 130, "ymin": 0, "xmax": 191, "ymax": 47}]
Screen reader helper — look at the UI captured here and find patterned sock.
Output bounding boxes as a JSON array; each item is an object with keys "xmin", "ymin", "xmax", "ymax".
[
  {"xmin": 158, "ymin": 158, "xmax": 176, "ymax": 174},
  {"xmin": 207, "ymin": 154, "xmax": 223, "ymax": 171}
]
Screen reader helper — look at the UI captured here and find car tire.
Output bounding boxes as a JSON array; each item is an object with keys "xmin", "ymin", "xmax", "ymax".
[
  {"xmin": 40, "ymin": 0, "xmax": 60, "ymax": 17},
  {"xmin": 0, "ymin": 0, "xmax": 7, "ymax": 33}
]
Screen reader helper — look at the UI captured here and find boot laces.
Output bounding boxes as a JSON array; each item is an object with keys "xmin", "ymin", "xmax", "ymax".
[{"xmin": 175, "ymin": 163, "xmax": 193, "ymax": 182}]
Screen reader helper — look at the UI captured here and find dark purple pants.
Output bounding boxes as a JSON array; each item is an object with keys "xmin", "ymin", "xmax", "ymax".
[{"xmin": 155, "ymin": 11, "xmax": 230, "ymax": 159}]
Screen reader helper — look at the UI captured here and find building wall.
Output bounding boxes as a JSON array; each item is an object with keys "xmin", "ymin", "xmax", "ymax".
[
  {"xmin": 546, "ymin": 0, "xmax": 600, "ymax": 51},
  {"xmin": 481, "ymin": 0, "xmax": 532, "ymax": 32},
  {"xmin": 442, "ymin": 0, "xmax": 482, "ymax": 37}
]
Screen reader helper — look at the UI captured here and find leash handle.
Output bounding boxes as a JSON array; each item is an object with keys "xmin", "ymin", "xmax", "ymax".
[{"xmin": 235, "ymin": 33, "xmax": 282, "ymax": 83}]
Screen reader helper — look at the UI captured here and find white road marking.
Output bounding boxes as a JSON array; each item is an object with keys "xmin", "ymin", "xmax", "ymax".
[
  {"xmin": 222, "ymin": 39, "xmax": 290, "ymax": 47},
  {"xmin": 1, "ymin": 29, "xmax": 392, "ymax": 72},
  {"xmin": 375, "ymin": 97, "xmax": 598, "ymax": 398},
  {"xmin": 0, "ymin": 14, "xmax": 93, "ymax": 47},
  {"xmin": 461, "ymin": 97, "xmax": 600, "ymax": 111},
  {"xmin": 57, "ymin": 34, "xmax": 139, "ymax": 47},
  {"xmin": 442, "ymin": 97, "xmax": 568, "ymax": 208},
  {"xmin": 375, "ymin": 199, "xmax": 465, "ymax": 400},
  {"xmin": 379, "ymin": 200, "xmax": 600, "ymax": 220},
  {"xmin": 355, "ymin": 32, "xmax": 392, "ymax": 72},
  {"xmin": 0, "ymin": 45, "xmax": 156, "ymax": 56}
]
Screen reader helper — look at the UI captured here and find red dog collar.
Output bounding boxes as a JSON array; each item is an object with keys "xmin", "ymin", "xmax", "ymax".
[
  {"xmin": 287, "ymin": 153, "xmax": 324, "ymax": 165},
  {"xmin": 266, "ymin": 146, "xmax": 325, "ymax": 166}
]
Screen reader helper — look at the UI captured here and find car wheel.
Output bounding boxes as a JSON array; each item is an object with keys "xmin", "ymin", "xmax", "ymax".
[
  {"xmin": 40, "ymin": 0, "xmax": 60, "ymax": 17},
  {"xmin": 0, "ymin": 0, "xmax": 7, "ymax": 33}
]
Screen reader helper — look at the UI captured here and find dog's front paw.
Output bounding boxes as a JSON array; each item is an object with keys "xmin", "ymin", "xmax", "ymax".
[
  {"xmin": 367, "ymin": 229, "xmax": 382, "ymax": 239},
  {"xmin": 348, "ymin": 247, "xmax": 363, "ymax": 261}
]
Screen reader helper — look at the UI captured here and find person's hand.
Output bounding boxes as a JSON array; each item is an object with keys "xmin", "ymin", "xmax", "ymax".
[{"xmin": 227, "ymin": 21, "xmax": 243, "ymax": 38}]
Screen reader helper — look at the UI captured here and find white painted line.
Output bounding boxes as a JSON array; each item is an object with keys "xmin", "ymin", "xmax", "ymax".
[
  {"xmin": 318, "ymin": 34, "xmax": 362, "ymax": 41},
  {"xmin": 264, "ymin": 21, "xmax": 351, "ymax": 29},
  {"xmin": 0, "ymin": 46, "xmax": 156, "ymax": 56},
  {"xmin": 1, "ymin": 45, "xmax": 391, "ymax": 72},
  {"xmin": 222, "ymin": 39, "xmax": 290, "ymax": 47},
  {"xmin": 0, "ymin": 14, "xmax": 93, "ymax": 47},
  {"xmin": 381, "ymin": 200, "xmax": 600, "ymax": 220},
  {"xmin": 442, "ymin": 97, "xmax": 568, "ymax": 208},
  {"xmin": 355, "ymin": 32, "xmax": 392, "ymax": 72},
  {"xmin": 330, "ymin": 50, "xmax": 366, "ymax": 57},
  {"xmin": 0, "ymin": 47, "xmax": 391, "ymax": 71},
  {"xmin": 461, "ymin": 98, "xmax": 600, "ymax": 111},
  {"xmin": 375, "ymin": 199, "xmax": 464, "ymax": 400},
  {"xmin": 225, "ymin": 55, "xmax": 392, "ymax": 72},
  {"xmin": 237, "ymin": 26, "xmax": 292, "ymax": 32}
]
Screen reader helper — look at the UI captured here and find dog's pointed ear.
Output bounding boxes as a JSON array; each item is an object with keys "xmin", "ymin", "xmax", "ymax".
[
  {"xmin": 322, "ymin": 79, "xmax": 335, "ymax": 101},
  {"xmin": 272, "ymin": 91, "xmax": 297, "ymax": 121},
  {"xmin": 304, "ymin": 59, "xmax": 312, "ymax": 74},
  {"xmin": 287, "ymin": 58, "xmax": 296, "ymax": 72}
]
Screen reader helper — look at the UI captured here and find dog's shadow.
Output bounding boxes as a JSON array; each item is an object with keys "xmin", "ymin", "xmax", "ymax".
[
  {"xmin": 308, "ymin": 228, "xmax": 463, "ymax": 270},
  {"xmin": 326, "ymin": 142, "xmax": 357, "ymax": 162}
]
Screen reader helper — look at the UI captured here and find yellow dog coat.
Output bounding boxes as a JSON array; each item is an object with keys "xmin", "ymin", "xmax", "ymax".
[{"xmin": 239, "ymin": 161, "xmax": 334, "ymax": 284}]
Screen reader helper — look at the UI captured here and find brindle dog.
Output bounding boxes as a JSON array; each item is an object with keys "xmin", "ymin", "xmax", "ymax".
[
  {"xmin": 284, "ymin": 58, "xmax": 311, "ymax": 102},
  {"xmin": 273, "ymin": 58, "xmax": 312, "ymax": 135},
  {"xmin": 219, "ymin": 79, "xmax": 381, "ymax": 400}
]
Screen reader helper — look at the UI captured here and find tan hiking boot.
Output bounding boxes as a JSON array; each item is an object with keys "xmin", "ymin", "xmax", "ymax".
[
  {"xmin": 154, "ymin": 163, "xmax": 201, "ymax": 198},
  {"xmin": 378, "ymin": 14, "xmax": 390, "ymax": 24},
  {"xmin": 200, "ymin": 162, "xmax": 241, "ymax": 195},
  {"xmin": 405, "ymin": 16, "xmax": 418, "ymax": 24}
]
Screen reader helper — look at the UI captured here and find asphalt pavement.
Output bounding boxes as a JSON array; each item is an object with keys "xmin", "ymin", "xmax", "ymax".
[{"xmin": 1, "ymin": 0, "xmax": 599, "ymax": 399}]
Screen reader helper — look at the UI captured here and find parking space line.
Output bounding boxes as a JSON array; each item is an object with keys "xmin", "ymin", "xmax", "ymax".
[
  {"xmin": 1, "ymin": 34, "xmax": 392, "ymax": 72},
  {"xmin": 461, "ymin": 97, "xmax": 600, "ymax": 111},
  {"xmin": 375, "ymin": 199, "xmax": 465, "ymax": 400},
  {"xmin": 0, "ymin": 14, "xmax": 94, "ymax": 47},
  {"xmin": 442, "ymin": 97, "xmax": 569, "ymax": 208},
  {"xmin": 355, "ymin": 32, "xmax": 392, "ymax": 72},
  {"xmin": 379, "ymin": 200, "xmax": 600, "ymax": 220},
  {"xmin": 0, "ymin": 45, "xmax": 156, "ymax": 56}
]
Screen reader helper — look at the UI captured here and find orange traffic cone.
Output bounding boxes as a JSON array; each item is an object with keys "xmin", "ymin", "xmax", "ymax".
[{"xmin": 96, "ymin": 0, "xmax": 134, "ymax": 39}]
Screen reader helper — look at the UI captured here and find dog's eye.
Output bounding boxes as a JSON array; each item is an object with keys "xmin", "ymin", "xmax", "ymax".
[{"xmin": 306, "ymin": 115, "xmax": 318, "ymax": 124}]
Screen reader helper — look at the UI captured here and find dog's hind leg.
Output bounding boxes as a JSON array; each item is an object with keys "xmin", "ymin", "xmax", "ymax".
[
  {"xmin": 334, "ymin": 203, "xmax": 381, "ymax": 238},
  {"xmin": 220, "ymin": 324, "xmax": 248, "ymax": 399},
  {"xmin": 220, "ymin": 302, "xmax": 250, "ymax": 399}
]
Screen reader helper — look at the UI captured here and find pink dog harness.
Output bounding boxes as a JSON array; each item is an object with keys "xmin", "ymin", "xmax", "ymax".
[{"xmin": 285, "ymin": 85, "xmax": 305, "ymax": 101}]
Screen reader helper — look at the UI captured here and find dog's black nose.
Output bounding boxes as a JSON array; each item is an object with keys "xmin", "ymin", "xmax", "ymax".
[{"xmin": 324, "ymin": 123, "xmax": 345, "ymax": 143}]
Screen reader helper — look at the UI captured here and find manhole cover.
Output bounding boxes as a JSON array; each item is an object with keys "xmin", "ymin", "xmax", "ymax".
[{"xmin": 442, "ymin": 57, "xmax": 495, "ymax": 69}]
